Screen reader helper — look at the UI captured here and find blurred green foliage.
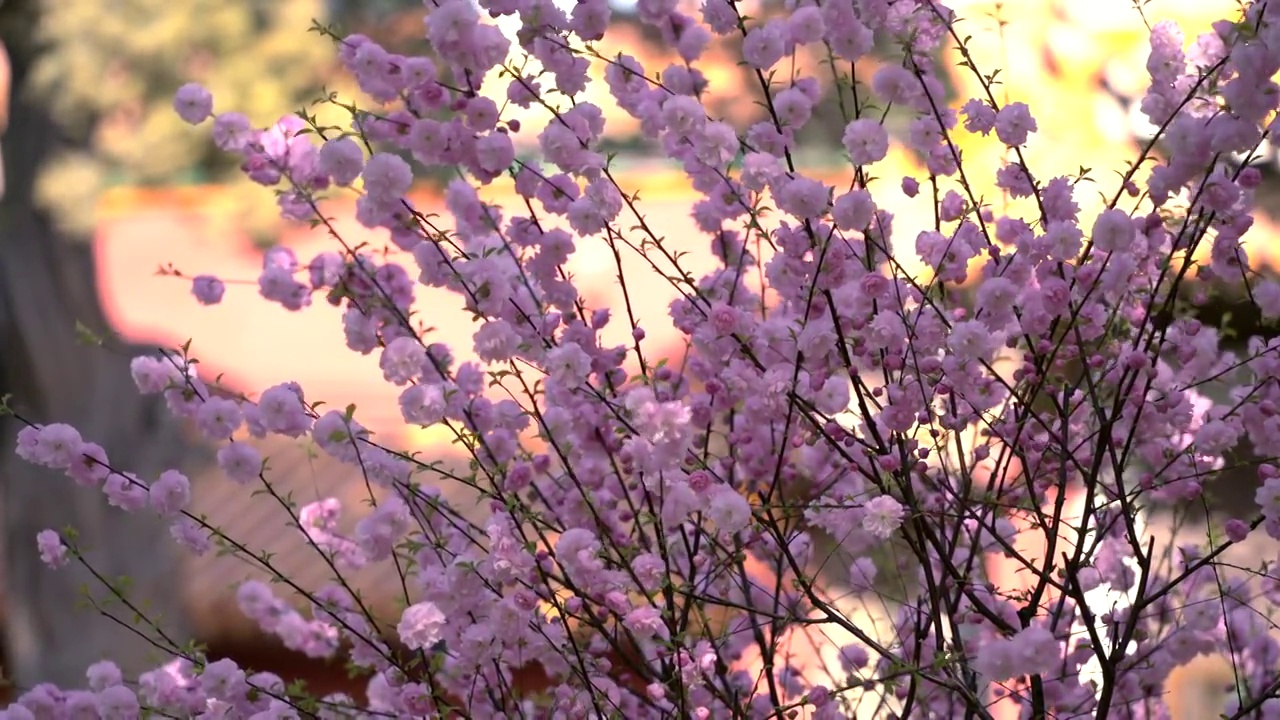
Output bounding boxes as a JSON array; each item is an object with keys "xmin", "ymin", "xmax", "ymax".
[{"xmin": 28, "ymin": 0, "xmax": 337, "ymax": 240}]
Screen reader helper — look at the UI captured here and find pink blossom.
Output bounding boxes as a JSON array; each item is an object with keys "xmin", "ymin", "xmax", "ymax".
[
  {"xmin": 776, "ymin": 176, "xmax": 829, "ymax": 220},
  {"xmin": 318, "ymin": 137, "xmax": 365, "ymax": 186},
  {"xmin": 19, "ymin": 423, "xmax": 83, "ymax": 470},
  {"xmin": 842, "ymin": 119, "xmax": 889, "ymax": 166},
  {"xmin": 773, "ymin": 87, "xmax": 813, "ymax": 128},
  {"xmin": 169, "ymin": 518, "xmax": 213, "ymax": 555},
  {"xmin": 832, "ymin": 189, "xmax": 875, "ymax": 230},
  {"xmin": 399, "ymin": 383, "xmax": 448, "ymax": 426},
  {"xmin": 255, "ymin": 383, "xmax": 311, "ymax": 438},
  {"xmin": 95, "ymin": 685, "xmax": 139, "ymax": 719},
  {"xmin": 148, "ymin": 470, "xmax": 191, "ymax": 516},
  {"xmin": 103, "ymin": 472, "xmax": 149, "ymax": 512},
  {"xmin": 86, "ymin": 661, "xmax": 123, "ymax": 692},
  {"xmin": 788, "ymin": 6, "xmax": 825, "ymax": 45},
  {"xmin": 361, "ymin": 152, "xmax": 413, "ymax": 201},
  {"xmin": 194, "ymin": 397, "xmax": 242, "ymax": 440},
  {"xmin": 36, "ymin": 530, "xmax": 68, "ymax": 569},
  {"xmin": 861, "ymin": 495, "xmax": 904, "ymax": 539},
  {"xmin": 870, "ymin": 64, "xmax": 919, "ymax": 106},
  {"xmin": 216, "ymin": 442, "xmax": 262, "ymax": 484},
  {"xmin": 706, "ymin": 485, "xmax": 752, "ymax": 534},
  {"xmin": 742, "ymin": 22, "xmax": 787, "ymax": 70},
  {"xmin": 994, "ymin": 102, "xmax": 1037, "ymax": 146},
  {"xmin": 961, "ymin": 98, "xmax": 997, "ymax": 134},
  {"xmin": 624, "ymin": 606, "xmax": 668, "ymax": 640},
  {"xmin": 397, "ymin": 601, "xmax": 446, "ymax": 651},
  {"xmin": 172, "ymin": 83, "xmax": 213, "ymax": 125},
  {"xmin": 190, "ymin": 275, "xmax": 225, "ymax": 305},
  {"xmin": 379, "ymin": 336, "xmax": 427, "ymax": 386},
  {"xmin": 13, "ymin": 5, "xmax": 1280, "ymax": 718}
]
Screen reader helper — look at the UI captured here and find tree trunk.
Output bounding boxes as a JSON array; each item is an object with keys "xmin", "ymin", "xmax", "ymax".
[{"xmin": 0, "ymin": 7, "xmax": 193, "ymax": 690}]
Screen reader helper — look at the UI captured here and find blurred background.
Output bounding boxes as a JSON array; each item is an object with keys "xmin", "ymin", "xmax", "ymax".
[{"xmin": 0, "ymin": 0, "xmax": 1274, "ymax": 714}]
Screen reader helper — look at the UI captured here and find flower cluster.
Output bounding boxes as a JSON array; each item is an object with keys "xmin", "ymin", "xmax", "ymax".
[{"xmin": 10, "ymin": 1, "xmax": 1280, "ymax": 719}]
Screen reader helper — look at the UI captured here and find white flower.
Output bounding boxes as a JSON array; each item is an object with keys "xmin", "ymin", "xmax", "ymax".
[
  {"xmin": 861, "ymin": 494, "xmax": 904, "ymax": 539},
  {"xmin": 397, "ymin": 602, "xmax": 447, "ymax": 651}
]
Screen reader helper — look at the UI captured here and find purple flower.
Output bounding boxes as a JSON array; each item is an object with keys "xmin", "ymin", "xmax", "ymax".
[
  {"xmin": 319, "ymin": 136, "xmax": 365, "ymax": 186},
  {"xmin": 172, "ymin": 83, "xmax": 213, "ymax": 125},
  {"xmin": 397, "ymin": 602, "xmax": 446, "ymax": 651},
  {"xmin": 842, "ymin": 118, "xmax": 889, "ymax": 166},
  {"xmin": 190, "ymin": 275, "xmax": 225, "ymax": 305},
  {"xmin": 36, "ymin": 530, "xmax": 68, "ymax": 569}
]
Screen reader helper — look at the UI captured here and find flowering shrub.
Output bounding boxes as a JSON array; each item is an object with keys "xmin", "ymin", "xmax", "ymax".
[{"xmin": 9, "ymin": 0, "xmax": 1280, "ymax": 718}]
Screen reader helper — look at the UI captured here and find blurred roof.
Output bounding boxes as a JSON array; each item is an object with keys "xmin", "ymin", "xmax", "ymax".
[{"xmin": 179, "ymin": 434, "xmax": 481, "ymax": 641}]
